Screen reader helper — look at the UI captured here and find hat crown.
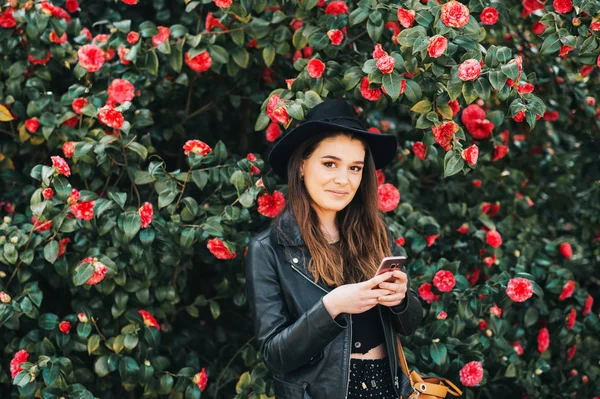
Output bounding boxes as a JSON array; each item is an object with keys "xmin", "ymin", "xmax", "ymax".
[{"xmin": 304, "ymin": 99, "xmax": 366, "ymax": 129}]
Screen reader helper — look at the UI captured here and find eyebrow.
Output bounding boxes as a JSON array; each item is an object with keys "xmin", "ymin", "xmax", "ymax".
[{"xmin": 321, "ymin": 155, "xmax": 364, "ymax": 165}]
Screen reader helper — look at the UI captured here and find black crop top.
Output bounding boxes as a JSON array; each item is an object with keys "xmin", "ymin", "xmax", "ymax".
[{"xmin": 350, "ymin": 306, "xmax": 386, "ymax": 354}]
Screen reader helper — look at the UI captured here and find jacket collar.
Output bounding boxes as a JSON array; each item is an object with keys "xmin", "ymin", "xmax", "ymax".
[{"xmin": 272, "ymin": 207, "xmax": 306, "ymax": 247}]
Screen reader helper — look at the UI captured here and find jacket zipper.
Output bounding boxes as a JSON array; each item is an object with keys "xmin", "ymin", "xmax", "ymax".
[{"xmin": 379, "ymin": 306, "xmax": 400, "ymax": 393}]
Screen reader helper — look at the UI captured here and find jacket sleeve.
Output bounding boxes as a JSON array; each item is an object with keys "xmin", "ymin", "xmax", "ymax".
[
  {"xmin": 245, "ymin": 238, "xmax": 348, "ymax": 374},
  {"xmin": 387, "ymin": 229, "xmax": 423, "ymax": 336}
]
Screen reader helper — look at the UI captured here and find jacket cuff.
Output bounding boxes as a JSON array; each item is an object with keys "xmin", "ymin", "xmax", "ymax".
[
  {"xmin": 389, "ymin": 293, "xmax": 410, "ymax": 314},
  {"xmin": 313, "ymin": 297, "xmax": 348, "ymax": 331}
]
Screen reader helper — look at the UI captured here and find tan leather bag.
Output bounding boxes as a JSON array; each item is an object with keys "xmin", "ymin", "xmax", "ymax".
[{"xmin": 396, "ymin": 336, "xmax": 463, "ymax": 399}]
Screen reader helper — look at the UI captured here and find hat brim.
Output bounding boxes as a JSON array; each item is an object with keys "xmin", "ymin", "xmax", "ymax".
[{"xmin": 268, "ymin": 120, "xmax": 398, "ymax": 180}]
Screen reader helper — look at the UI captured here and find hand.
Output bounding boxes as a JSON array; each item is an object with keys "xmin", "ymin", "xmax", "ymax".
[
  {"xmin": 323, "ymin": 272, "xmax": 396, "ymax": 318},
  {"xmin": 376, "ymin": 270, "xmax": 408, "ymax": 308}
]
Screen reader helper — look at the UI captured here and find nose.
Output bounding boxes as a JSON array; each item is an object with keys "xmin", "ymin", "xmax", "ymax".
[{"xmin": 333, "ymin": 169, "xmax": 349, "ymax": 185}]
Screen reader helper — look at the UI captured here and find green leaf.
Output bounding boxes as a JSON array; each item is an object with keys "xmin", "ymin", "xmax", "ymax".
[
  {"xmin": 501, "ymin": 62, "xmax": 520, "ymax": 80},
  {"xmin": 169, "ymin": 42, "xmax": 183, "ymax": 74},
  {"xmin": 540, "ymin": 33, "xmax": 561, "ymax": 55},
  {"xmin": 127, "ymin": 142, "xmax": 148, "ymax": 160},
  {"xmin": 382, "ymin": 72, "xmax": 402, "ymax": 102},
  {"xmin": 430, "ymin": 342, "xmax": 447, "ymax": 366},
  {"xmin": 209, "ymin": 45, "xmax": 229, "ymax": 64},
  {"xmin": 192, "ymin": 170, "xmax": 209, "ymax": 190},
  {"xmin": 122, "ymin": 213, "xmax": 141, "ymax": 241},
  {"xmin": 209, "ymin": 300, "xmax": 221, "ymax": 319},
  {"xmin": 410, "ymin": 99, "xmax": 432, "ymax": 114},
  {"xmin": 262, "ymin": 46, "xmax": 276, "ymax": 67},
  {"xmin": 462, "ymin": 81, "xmax": 478, "ymax": 104},
  {"xmin": 349, "ymin": 7, "xmax": 369, "ymax": 26},
  {"xmin": 73, "ymin": 263, "xmax": 94, "ymax": 286},
  {"xmin": 39, "ymin": 313, "xmax": 60, "ymax": 330},
  {"xmin": 444, "ymin": 150, "xmax": 464, "ymax": 178},
  {"xmin": 232, "ymin": 48, "xmax": 250, "ymax": 68},
  {"xmin": 43, "ymin": 240, "xmax": 59, "ymax": 264},
  {"xmin": 488, "ymin": 70, "xmax": 506, "ymax": 91},
  {"xmin": 403, "ymin": 80, "xmax": 422, "ymax": 103}
]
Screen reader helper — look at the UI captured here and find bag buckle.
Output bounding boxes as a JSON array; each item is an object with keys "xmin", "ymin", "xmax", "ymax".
[{"xmin": 412, "ymin": 383, "xmax": 427, "ymax": 398}]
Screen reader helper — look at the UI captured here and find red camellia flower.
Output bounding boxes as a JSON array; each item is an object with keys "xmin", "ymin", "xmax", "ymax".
[
  {"xmin": 49, "ymin": 30, "xmax": 68, "ymax": 44},
  {"xmin": 375, "ymin": 169, "xmax": 384, "ymax": 185},
  {"xmin": 472, "ymin": 179, "xmax": 482, "ymax": 188},
  {"xmin": 582, "ymin": 294, "xmax": 593, "ymax": 316},
  {"xmin": 207, "ymin": 238, "xmax": 237, "ymax": 259},
  {"xmin": 426, "ymin": 234, "xmax": 440, "ymax": 247},
  {"xmin": 373, "ymin": 44, "xmax": 387, "ymax": 59},
  {"xmin": 0, "ymin": 292, "xmax": 11, "ymax": 303},
  {"xmin": 324, "ymin": 1, "xmax": 348, "ymax": 15},
  {"xmin": 43, "ymin": 188, "xmax": 54, "ymax": 199},
  {"xmin": 432, "ymin": 121, "xmax": 459, "ymax": 151},
  {"xmin": 138, "ymin": 202, "xmax": 153, "ymax": 228},
  {"xmin": 32, "ymin": 216, "xmax": 52, "ymax": 233},
  {"xmin": 427, "ymin": 35, "xmax": 448, "ymax": 58},
  {"xmin": 559, "ymin": 280, "xmax": 575, "ymax": 300},
  {"xmin": 10, "ymin": 349, "xmax": 29, "ymax": 379},
  {"xmin": 59, "ymin": 321, "xmax": 71, "ymax": 334},
  {"xmin": 490, "ymin": 304, "xmax": 502, "ymax": 317},
  {"xmin": 376, "ymin": 55, "xmax": 395, "ymax": 74},
  {"xmin": 152, "ymin": 26, "xmax": 170, "ymax": 47},
  {"xmin": 127, "ymin": 31, "xmax": 140, "ymax": 44},
  {"xmin": 492, "ymin": 145, "xmax": 509, "ymax": 161},
  {"xmin": 441, "ymin": 1, "xmax": 470, "ymax": 28},
  {"xmin": 139, "ymin": 309, "xmax": 160, "ymax": 328},
  {"xmin": 566, "ymin": 308, "xmax": 576, "ymax": 330},
  {"xmin": 307, "ymin": 59, "xmax": 325, "ymax": 78},
  {"xmin": 397, "ymin": 8, "xmax": 416, "ymax": 28},
  {"xmin": 122, "ymin": 0, "xmax": 139, "ymax": 4},
  {"xmin": 436, "ymin": 311, "xmax": 448, "ymax": 320},
  {"xmin": 194, "ymin": 368, "xmax": 209, "ymax": 391},
  {"xmin": 0, "ymin": 8, "xmax": 16, "ymax": 29},
  {"xmin": 418, "ymin": 282, "xmax": 441, "ymax": 304},
  {"xmin": 486, "ymin": 230, "xmax": 502, "ymax": 247},
  {"xmin": 272, "ymin": 104, "xmax": 291, "ymax": 126},
  {"xmin": 506, "ymin": 278, "xmax": 534, "ymax": 302},
  {"xmin": 68, "ymin": 189, "xmax": 80, "ymax": 204},
  {"xmin": 57, "ymin": 237, "xmax": 71, "ymax": 258},
  {"xmin": 459, "ymin": 361, "xmax": 484, "ymax": 387},
  {"xmin": 360, "ymin": 77, "xmax": 382, "ymax": 102},
  {"xmin": 466, "ymin": 119, "xmax": 494, "ymax": 140},
  {"xmin": 461, "ymin": 104, "xmax": 485, "ymax": 124},
  {"xmin": 395, "ymin": 237, "xmax": 405, "ymax": 246},
  {"xmin": 553, "ymin": 0, "xmax": 573, "ymax": 14},
  {"xmin": 214, "ymin": 0, "xmax": 232, "ymax": 7},
  {"xmin": 461, "ymin": 144, "xmax": 479, "ymax": 166},
  {"xmin": 71, "ymin": 201, "xmax": 95, "ymax": 220},
  {"xmin": 480, "ymin": 7, "xmax": 498, "ymax": 25},
  {"xmin": 327, "ymin": 29, "xmax": 344, "ymax": 45},
  {"xmin": 559, "ymin": 242, "xmax": 572, "ymax": 258},
  {"xmin": 433, "ymin": 270, "xmax": 455, "ymax": 292},
  {"xmin": 183, "ymin": 139, "xmax": 212, "ymax": 157},
  {"xmin": 118, "ymin": 46, "xmax": 130, "ymax": 65},
  {"xmin": 537, "ymin": 327, "xmax": 550, "ymax": 353},
  {"xmin": 412, "ymin": 142, "xmax": 427, "ymax": 160},
  {"xmin": 448, "ymin": 100, "xmax": 460, "ymax": 116},
  {"xmin": 185, "ymin": 51, "xmax": 213, "ymax": 73},
  {"xmin": 77, "ymin": 44, "xmax": 105, "ymax": 72},
  {"xmin": 566, "ymin": 344, "xmax": 576, "ymax": 360},
  {"xmin": 266, "ymin": 121, "xmax": 281, "ymax": 142},
  {"xmin": 97, "ymin": 105, "xmax": 124, "ymax": 129},
  {"xmin": 458, "ymin": 59, "xmax": 481, "ymax": 81},
  {"xmin": 257, "ymin": 190, "xmax": 286, "ymax": 218},
  {"xmin": 28, "ymin": 50, "xmax": 52, "ymax": 65},
  {"xmin": 512, "ymin": 341, "xmax": 524, "ymax": 355},
  {"xmin": 72, "ymin": 98, "xmax": 88, "ymax": 114},
  {"xmin": 532, "ymin": 21, "xmax": 546, "ymax": 35},
  {"xmin": 62, "ymin": 141, "xmax": 75, "ymax": 158},
  {"xmin": 456, "ymin": 223, "xmax": 469, "ymax": 234},
  {"xmin": 77, "ymin": 257, "xmax": 108, "ymax": 285},
  {"xmin": 66, "ymin": 0, "xmax": 79, "ymax": 12},
  {"xmin": 377, "ymin": 184, "xmax": 400, "ymax": 212},
  {"xmin": 108, "ymin": 79, "xmax": 135, "ymax": 105},
  {"xmin": 51, "ymin": 155, "xmax": 71, "ymax": 177},
  {"xmin": 25, "ymin": 117, "xmax": 40, "ymax": 133}
]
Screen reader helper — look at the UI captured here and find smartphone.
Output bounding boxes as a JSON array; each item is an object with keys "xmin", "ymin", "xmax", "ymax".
[{"xmin": 374, "ymin": 256, "xmax": 407, "ymax": 283}]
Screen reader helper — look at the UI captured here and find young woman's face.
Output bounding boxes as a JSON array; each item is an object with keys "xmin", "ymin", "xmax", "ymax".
[{"xmin": 300, "ymin": 135, "xmax": 366, "ymax": 217}]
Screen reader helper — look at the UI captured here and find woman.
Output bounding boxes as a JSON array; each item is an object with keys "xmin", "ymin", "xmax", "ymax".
[{"xmin": 245, "ymin": 99, "xmax": 422, "ymax": 399}]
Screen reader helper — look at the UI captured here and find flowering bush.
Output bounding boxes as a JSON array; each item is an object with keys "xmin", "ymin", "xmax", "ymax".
[{"xmin": 0, "ymin": 0, "xmax": 599, "ymax": 398}]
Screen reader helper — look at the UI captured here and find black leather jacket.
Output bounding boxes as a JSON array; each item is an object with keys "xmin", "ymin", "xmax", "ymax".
[{"xmin": 245, "ymin": 209, "xmax": 423, "ymax": 399}]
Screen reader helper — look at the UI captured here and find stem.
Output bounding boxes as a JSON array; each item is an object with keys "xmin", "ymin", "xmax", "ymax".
[
  {"xmin": 6, "ymin": 225, "xmax": 36, "ymax": 289},
  {"xmin": 173, "ymin": 167, "xmax": 193, "ymax": 214},
  {"xmin": 212, "ymin": 336, "xmax": 255, "ymax": 399},
  {"xmin": 205, "ymin": 27, "xmax": 246, "ymax": 36},
  {"xmin": 91, "ymin": 317, "xmax": 107, "ymax": 341}
]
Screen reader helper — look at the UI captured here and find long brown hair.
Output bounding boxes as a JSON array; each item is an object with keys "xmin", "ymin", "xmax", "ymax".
[{"xmin": 276, "ymin": 130, "xmax": 392, "ymax": 287}]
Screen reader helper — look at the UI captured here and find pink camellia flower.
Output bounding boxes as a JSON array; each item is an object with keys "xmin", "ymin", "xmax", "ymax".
[
  {"xmin": 490, "ymin": 304, "xmax": 502, "ymax": 317},
  {"xmin": 486, "ymin": 230, "xmax": 502, "ymax": 247},
  {"xmin": 432, "ymin": 121, "xmax": 458, "ymax": 151},
  {"xmin": 59, "ymin": 321, "xmax": 71, "ymax": 334},
  {"xmin": 376, "ymin": 55, "xmax": 395, "ymax": 74},
  {"xmin": 461, "ymin": 144, "xmax": 479, "ymax": 166},
  {"xmin": 51, "ymin": 155, "xmax": 71, "ymax": 177},
  {"xmin": 433, "ymin": 270, "xmax": 455, "ymax": 292},
  {"xmin": 327, "ymin": 29, "xmax": 344, "ymax": 45},
  {"xmin": 359, "ymin": 77, "xmax": 382, "ymax": 102},
  {"xmin": 118, "ymin": 46, "xmax": 130, "ymax": 65},
  {"xmin": 480, "ymin": 7, "xmax": 498, "ymax": 25},
  {"xmin": 492, "ymin": 145, "xmax": 509, "ymax": 161},
  {"xmin": 436, "ymin": 311, "xmax": 448, "ymax": 320},
  {"xmin": 512, "ymin": 341, "xmax": 524, "ymax": 355},
  {"xmin": 10, "ymin": 349, "xmax": 29, "ymax": 379},
  {"xmin": 207, "ymin": 237, "xmax": 237, "ymax": 259},
  {"xmin": 372, "ymin": 43, "xmax": 388, "ymax": 60},
  {"xmin": 49, "ymin": 30, "xmax": 68, "ymax": 44},
  {"xmin": 152, "ymin": 26, "xmax": 170, "ymax": 47},
  {"xmin": 108, "ymin": 79, "xmax": 135, "ymax": 105},
  {"xmin": 412, "ymin": 142, "xmax": 427, "ymax": 160},
  {"xmin": 139, "ymin": 309, "xmax": 160, "ymax": 328},
  {"xmin": 553, "ymin": 0, "xmax": 573, "ymax": 14},
  {"xmin": 324, "ymin": 1, "xmax": 348, "ymax": 15},
  {"xmin": 98, "ymin": 105, "xmax": 124, "ymax": 130},
  {"xmin": 68, "ymin": 189, "xmax": 80, "ymax": 204},
  {"xmin": 77, "ymin": 44, "xmax": 105, "ymax": 72},
  {"xmin": 506, "ymin": 278, "xmax": 534, "ymax": 302},
  {"xmin": 458, "ymin": 59, "xmax": 481, "ymax": 81},
  {"xmin": 559, "ymin": 280, "xmax": 576, "ymax": 301},
  {"xmin": 537, "ymin": 327, "xmax": 550, "ymax": 353},
  {"xmin": 397, "ymin": 8, "xmax": 416, "ymax": 28},
  {"xmin": 70, "ymin": 201, "xmax": 96, "ymax": 220},
  {"xmin": 25, "ymin": 118, "xmax": 40, "ymax": 133},
  {"xmin": 127, "ymin": 31, "xmax": 140, "ymax": 44},
  {"xmin": 78, "ymin": 312, "xmax": 88, "ymax": 323},
  {"xmin": 72, "ymin": 98, "xmax": 88, "ymax": 114},
  {"xmin": 559, "ymin": 242, "xmax": 573, "ymax": 258},
  {"xmin": 377, "ymin": 184, "xmax": 400, "ymax": 212},
  {"xmin": 427, "ymin": 35, "xmax": 448, "ymax": 58},
  {"xmin": 183, "ymin": 140, "xmax": 212, "ymax": 157},
  {"xmin": 77, "ymin": 257, "xmax": 108, "ymax": 285},
  {"xmin": 257, "ymin": 190, "xmax": 286, "ymax": 218},
  {"xmin": 418, "ymin": 282, "xmax": 441, "ymax": 304},
  {"xmin": 138, "ymin": 202, "xmax": 153, "ymax": 228},
  {"xmin": 0, "ymin": 291, "xmax": 11, "ymax": 303},
  {"xmin": 566, "ymin": 308, "xmax": 576, "ymax": 330},
  {"xmin": 307, "ymin": 59, "xmax": 325, "ymax": 78},
  {"xmin": 185, "ymin": 51, "xmax": 212, "ymax": 73},
  {"xmin": 213, "ymin": 0, "xmax": 232, "ymax": 8},
  {"xmin": 193, "ymin": 368, "xmax": 209, "ymax": 391},
  {"xmin": 43, "ymin": 188, "xmax": 54, "ymax": 199},
  {"xmin": 441, "ymin": 1, "xmax": 470, "ymax": 28},
  {"xmin": 459, "ymin": 361, "xmax": 484, "ymax": 387}
]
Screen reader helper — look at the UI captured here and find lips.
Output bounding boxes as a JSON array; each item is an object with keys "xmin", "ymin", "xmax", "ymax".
[{"xmin": 327, "ymin": 190, "xmax": 349, "ymax": 195}]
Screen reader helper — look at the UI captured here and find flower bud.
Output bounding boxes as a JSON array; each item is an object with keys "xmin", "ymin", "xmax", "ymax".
[
  {"xmin": 572, "ymin": 17, "xmax": 581, "ymax": 26},
  {"xmin": 0, "ymin": 292, "xmax": 11, "ymax": 303},
  {"xmin": 144, "ymin": 360, "xmax": 151, "ymax": 366},
  {"xmin": 0, "ymin": 271, "xmax": 6, "ymax": 278},
  {"xmin": 10, "ymin": 236, "xmax": 18, "ymax": 243},
  {"xmin": 514, "ymin": 250, "xmax": 520, "ymax": 257},
  {"xmin": 3, "ymin": 216, "xmax": 10, "ymax": 223},
  {"xmin": 432, "ymin": 338, "xmax": 440, "ymax": 343},
  {"xmin": 534, "ymin": 368, "xmax": 543, "ymax": 375},
  {"xmin": 485, "ymin": 329, "xmax": 493, "ymax": 337},
  {"xmin": 78, "ymin": 313, "xmax": 89, "ymax": 323}
]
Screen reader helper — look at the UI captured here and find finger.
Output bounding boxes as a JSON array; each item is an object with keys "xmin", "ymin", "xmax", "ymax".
[
  {"xmin": 367, "ymin": 288, "xmax": 395, "ymax": 298},
  {"xmin": 391, "ymin": 270, "xmax": 407, "ymax": 280},
  {"xmin": 366, "ymin": 272, "xmax": 394, "ymax": 288},
  {"xmin": 378, "ymin": 294, "xmax": 405, "ymax": 304},
  {"xmin": 377, "ymin": 282, "xmax": 401, "ymax": 291}
]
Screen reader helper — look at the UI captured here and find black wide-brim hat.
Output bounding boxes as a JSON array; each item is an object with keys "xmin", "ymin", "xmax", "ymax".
[{"xmin": 268, "ymin": 99, "xmax": 398, "ymax": 180}]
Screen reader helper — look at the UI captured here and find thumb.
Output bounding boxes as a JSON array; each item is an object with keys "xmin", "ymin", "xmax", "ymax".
[{"xmin": 366, "ymin": 271, "xmax": 394, "ymax": 289}]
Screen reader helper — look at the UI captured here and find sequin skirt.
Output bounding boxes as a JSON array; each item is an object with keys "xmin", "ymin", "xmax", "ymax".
[{"xmin": 348, "ymin": 357, "xmax": 397, "ymax": 399}]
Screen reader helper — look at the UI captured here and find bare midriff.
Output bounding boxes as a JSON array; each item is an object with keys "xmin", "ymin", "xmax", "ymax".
[{"xmin": 349, "ymin": 343, "xmax": 387, "ymax": 359}]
